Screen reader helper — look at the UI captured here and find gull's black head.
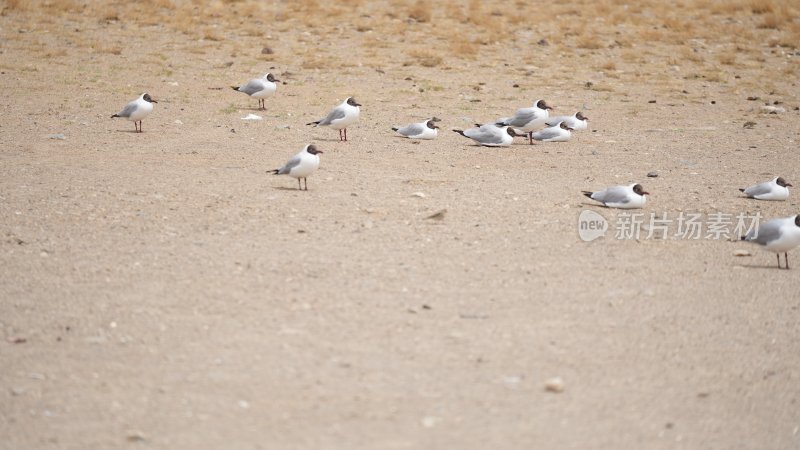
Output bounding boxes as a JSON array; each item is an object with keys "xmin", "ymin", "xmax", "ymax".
[
  {"xmin": 795, "ymin": 215, "xmax": 800, "ymax": 227},
  {"xmin": 633, "ymin": 184, "xmax": 650, "ymax": 196},
  {"xmin": 306, "ymin": 144, "xmax": 323, "ymax": 155},
  {"xmin": 559, "ymin": 122, "xmax": 573, "ymax": 131},
  {"xmin": 347, "ymin": 97, "xmax": 361, "ymax": 107},
  {"xmin": 266, "ymin": 73, "xmax": 280, "ymax": 83},
  {"xmin": 506, "ymin": 127, "xmax": 519, "ymax": 137},
  {"xmin": 576, "ymin": 111, "xmax": 588, "ymax": 121},
  {"xmin": 426, "ymin": 120, "xmax": 439, "ymax": 129},
  {"xmin": 143, "ymin": 93, "xmax": 157, "ymax": 103},
  {"xmin": 776, "ymin": 177, "xmax": 792, "ymax": 188},
  {"xmin": 537, "ymin": 99, "xmax": 552, "ymax": 110}
]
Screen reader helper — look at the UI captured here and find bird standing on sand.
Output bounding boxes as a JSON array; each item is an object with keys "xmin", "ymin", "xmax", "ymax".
[
  {"xmin": 271, "ymin": 144, "xmax": 323, "ymax": 191},
  {"xmin": 232, "ymin": 73, "xmax": 280, "ymax": 111},
  {"xmin": 583, "ymin": 183, "xmax": 649, "ymax": 209},
  {"xmin": 739, "ymin": 177, "xmax": 792, "ymax": 201},
  {"xmin": 741, "ymin": 214, "xmax": 800, "ymax": 269},
  {"xmin": 307, "ymin": 97, "xmax": 361, "ymax": 141},
  {"xmin": 111, "ymin": 93, "xmax": 157, "ymax": 133},
  {"xmin": 496, "ymin": 99, "xmax": 553, "ymax": 144}
]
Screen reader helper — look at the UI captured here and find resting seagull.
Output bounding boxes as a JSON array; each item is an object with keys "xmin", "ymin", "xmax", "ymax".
[
  {"xmin": 583, "ymin": 183, "xmax": 649, "ymax": 209},
  {"xmin": 739, "ymin": 177, "xmax": 791, "ymax": 201}
]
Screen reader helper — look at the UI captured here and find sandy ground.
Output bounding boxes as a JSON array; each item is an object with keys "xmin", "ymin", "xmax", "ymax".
[{"xmin": 1, "ymin": 2, "xmax": 800, "ymax": 449}]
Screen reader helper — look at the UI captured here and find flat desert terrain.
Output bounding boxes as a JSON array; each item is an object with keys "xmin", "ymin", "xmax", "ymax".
[{"xmin": 1, "ymin": 1, "xmax": 799, "ymax": 448}]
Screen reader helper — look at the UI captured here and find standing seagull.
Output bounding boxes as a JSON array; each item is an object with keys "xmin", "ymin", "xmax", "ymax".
[
  {"xmin": 271, "ymin": 144, "xmax": 323, "ymax": 191},
  {"xmin": 739, "ymin": 176, "xmax": 792, "ymax": 201},
  {"xmin": 111, "ymin": 93, "xmax": 157, "ymax": 133},
  {"xmin": 307, "ymin": 97, "xmax": 361, "ymax": 141},
  {"xmin": 583, "ymin": 183, "xmax": 649, "ymax": 209},
  {"xmin": 453, "ymin": 123, "xmax": 519, "ymax": 147},
  {"xmin": 496, "ymin": 99, "xmax": 553, "ymax": 145},
  {"xmin": 741, "ymin": 214, "xmax": 800, "ymax": 269},
  {"xmin": 532, "ymin": 121, "xmax": 573, "ymax": 142},
  {"xmin": 232, "ymin": 73, "xmax": 280, "ymax": 111},
  {"xmin": 546, "ymin": 111, "xmax": 589, "ymax": 130},
  {"xmin": 392, "ymin": 118, "xmax": 440, "ymax": 140}
]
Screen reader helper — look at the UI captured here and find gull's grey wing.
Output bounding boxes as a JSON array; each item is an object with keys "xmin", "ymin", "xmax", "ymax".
[
  {"xmin": 317, "ymin": 107, "xmax": 346, "ymax": 126},
  {"xmin": 277, "ymin": 156, "xmax": 302, "ymax": 175},
  {"xmin": 464, "ymin": 127, "xmax": 502, "ymax": 144},
  {"xmin": 237, "ymin": 79, "xmax": 264, "ymax": 95},
  {"xmin": 397, "ymin": 123, "xmax": 425, "ymax": 137},
  {"xmin": 743, "ymin": 181, "xmax": 772, "ymax": 197},
  {"xmin": 115, "ymin": 101, "xmax": 138, "ymax": 118},
  {"xmin": 744, "ymin": 219, "xmax": 783, "ymax": 245},
  {"xmin": 545, "ymin": 116, "xmax": 568, "ymax": 127},
  {"xmin": 593, "ymin": 186, "xmax": 630, "ymax": 205},
  {"xmin": 503, "ymin": 108, "xmax": 538, "ymax": 127},
  {"xmin": 533, "ymin": 127, "xmax": 562, "ymax": 141}
]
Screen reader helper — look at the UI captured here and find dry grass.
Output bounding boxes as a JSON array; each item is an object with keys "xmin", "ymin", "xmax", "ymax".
[
  {"xmin": 407, "ymin": 0, "xmax": 431, "ymax": 23},
  {"xmin": 406, "ymin": 48, "xmax": 443, "ymax": 67}
]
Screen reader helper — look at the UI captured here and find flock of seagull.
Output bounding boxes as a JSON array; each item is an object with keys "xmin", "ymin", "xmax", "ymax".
[{"xmin": 109, "ymin": 72, "xmax": 800, "ymax": 269}]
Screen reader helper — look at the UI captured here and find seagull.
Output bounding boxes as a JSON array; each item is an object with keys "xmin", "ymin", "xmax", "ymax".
[
  {"xmin": 741, "ymin": 214, "xmax": 800, "ymax": 269},
  {"xmin": 546, "ymin": 111, "xmax": 588, "ymax": 130},
  {"xmin": 392, "ymin": 118, "xmax": 440, "ymax": 139},
  {"xmin": 307, "ymin": 97, "xmax": 361, "ymax": 141},
  {"xmin": 453, "ymin": 123, "xmax": 519, "ymax": 147},
  {"xmin": 532, "ymin": 121, "xmax": 573, "ymax": 142},
  {"xmin": 232, "ymin": 73, "xmax": 280, "ymax": 110},
  {"xmin": 270, "ymin": 144, "xmax": 323, "ymax": 191},
  {"xmin": 739, "ymin": 176, "xmax": 792, "ymax": 201},
  {"xmin": 496, "ymin": 99, "xmax": 553, "ymax": 145},
  {"xmin": 583, "ymin": 183, "xmax": 649, "ymax": 209},
  {"xmin": 111, "ymin": 93, "xmax": 157, "ymax": 133}
]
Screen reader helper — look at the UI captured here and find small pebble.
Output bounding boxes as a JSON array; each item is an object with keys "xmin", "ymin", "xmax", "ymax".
[
  {"xmin": 544, "ymin": 377, "xmax": 565, "ymax": 393},
  {"xmin": 733, "ymin": 249, "xmax": 751, "ymax": 257},
  {"xmin": 647, "ymin": 171, "xmax": 659, "ymax": 178},
  {"xmin": 411, "ymin": 192, "xmax": 427, "ymax": 198},
  {"xmin": 48, "ymin": 133, "xmax": 66, "ymax": 140}
]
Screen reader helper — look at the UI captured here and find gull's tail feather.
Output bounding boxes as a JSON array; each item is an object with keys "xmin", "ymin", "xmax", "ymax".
[{"xmin": 582, "ymin": 191, "xmax": 593, "ymax": 199}]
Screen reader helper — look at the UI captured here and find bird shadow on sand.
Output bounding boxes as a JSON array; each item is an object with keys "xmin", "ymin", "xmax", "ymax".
[
  {"xmin": 735, "ymin": 263, "xmax": 790, "ymax": 270},
  {"xmin": 272, "ymin": 186, "xmax": 308, "ymax": 192},
  {"xmin": 116, "ymin": 129, "xmax": 144, "ymax": 133}
]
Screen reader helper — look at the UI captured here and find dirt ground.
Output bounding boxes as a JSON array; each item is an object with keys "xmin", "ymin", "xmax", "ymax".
[{"xmin": 1, "ymin": 1, "xmax": 799, "ymax": 449}]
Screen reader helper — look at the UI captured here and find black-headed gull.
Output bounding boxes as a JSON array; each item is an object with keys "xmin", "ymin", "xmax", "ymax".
[
  {"xmin": 739, "ymin": 176, "xmax": 792, "ymax": 201},
  {"xmin": 271, "ymin": 144, "xmax": 323, "ymax": 191},
  {"xmin": 392, "ymin": 118, "xmax": 440, "ymax": 139},
  {"xmin": 453, "ymin": 123, "xmax": 519, "ymax": 147},
  {"xmin": 546, "ymin": 111, "xmax": 588, "ymax": 130},
  {"xmin": 111, "ymin": 93, "xmax": 157, "ymax": 133},
  {"xmin": 583, "ymin": 183, "xmax": 649, "ymax": 209},
  {"xmin": 232, "ymin": 73, "xmax": 280, "ymax": 110},
  {"xmin": 307, "ymin": 97, "xmax": 361, "ymax": 141},
  {"xmin": 741, "ymin": 214, "xmax": 800, "ymax": 269},
  {"xmin": 496, "ymin": 99, "xmax": 553, "ymax": 144},
  {"xmin": 533, "ymin": 121, "xmax": 573, "ymax": 142}
]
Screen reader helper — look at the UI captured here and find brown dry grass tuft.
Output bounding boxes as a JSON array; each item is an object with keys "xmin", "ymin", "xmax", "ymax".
[
  {"xmin": 407, "ymin": 0, "xmax": 432, "ymax": 23},
  {"xmin": 406, "ymin": 49, "xmax": 443, "ymax": 67}
]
